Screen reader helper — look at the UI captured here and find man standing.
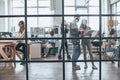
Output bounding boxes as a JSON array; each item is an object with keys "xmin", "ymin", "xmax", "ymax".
[
  {"xmin": 58, "ymin": 20, "xmax": 71, "ymax": 60},
  {"xmin": 70, "ymin": 16, "xmax": 81, "ymax": 70}
]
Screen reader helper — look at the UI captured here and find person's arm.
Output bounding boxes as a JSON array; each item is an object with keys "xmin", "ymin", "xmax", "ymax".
[
  {"xmin": 94, "ymin": 31, "xmax": 99, "ymax": 37},
  {"xmin": 64, "ymin": 24, "xmax": 69, "ymax": 33},
  {"xmin": 16, "ymin": 30, "xmax": 25, "ymax": 43},
  {"xmin": 17, "ymin": 30, "xmax": 25, "ymax": 38},
  {"xmin": 65, "ymin": 28, "xmax": 69, "ymax": 33},
  {"xmin": 88, "ymin": 27, "xmax": 92, "ymax": 37}
]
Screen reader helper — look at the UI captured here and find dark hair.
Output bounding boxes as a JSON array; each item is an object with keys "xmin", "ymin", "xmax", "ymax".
[
  {"xmin": 50, "ymin": 30, "xmax": 54, "ymax": 36},
  {"xmin": 74, "ymin": 14, "xmax": 80, "ymax": 20}
]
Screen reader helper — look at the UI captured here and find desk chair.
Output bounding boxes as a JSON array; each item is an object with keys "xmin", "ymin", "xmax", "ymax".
[
  {"xmin": 46, "ymin": 40, "xmax": 59, "ymax": 57},
  {"xmin": 91, "ymin": 40, "xmax": 104, "ymax": 54}
]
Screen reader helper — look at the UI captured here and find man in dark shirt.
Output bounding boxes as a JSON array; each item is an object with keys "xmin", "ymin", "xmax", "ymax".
[{"xmin": 58, "ymin": 21, "xmax": 71, "ymax": 60}]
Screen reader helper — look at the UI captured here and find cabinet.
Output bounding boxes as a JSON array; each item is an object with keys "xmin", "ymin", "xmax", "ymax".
[{"xmin": 29, "ymin": 43, "xmax": 41, "ymax": 59}]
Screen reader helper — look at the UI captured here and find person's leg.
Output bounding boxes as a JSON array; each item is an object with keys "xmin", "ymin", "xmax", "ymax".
[
  {"xmin": 86, "ymin": 40, "xmax": 94, "ymax": 65},
  {"xmin": 64, "ymin": 40, "xmax": 71, "ymax": 59},
  {"xmin": 106, "ymin": 47, "xmax": 117, "ymax": 63},
  {"xmin": 41, "ymin": 47, "xmax": 45, "ymax": 58},
  {"xmin": 58, "ymin": 40, "xmax": 64, "ymax": 59},
  {"xmin": 72, "ymin": 44, "xmax": 81, "ymax": 70},
  {"xmin": 107, "ymin": 47, "xmax": 118, "ymax": 58},
  {"xmin": 16, "ymin": 43, "xmax": 24, "ymax": 53},
  {"xmin": 81, "ymin": 40, "xmax": 87, "ymax": 69},
  {"xmin": 41, "ymin": 44, "xmax": 46, "ymax": 57},
  {"xmin": 16, "ymin": 43, "xmax": 26, "ymax": 60},
  {"xmin": 45, "ymin": 44, "xmax": 52, "ymax": 56},
  {"xmin": 16, "ymin": 43, "xmax": 26, "ymax": 65},
  {"xmin": 22, "ymin": 43, "xmax": 26, "ymax": 60},
  {"xmin": 86, "ymin": 39, "xmax": 97, "ymax": 69}
]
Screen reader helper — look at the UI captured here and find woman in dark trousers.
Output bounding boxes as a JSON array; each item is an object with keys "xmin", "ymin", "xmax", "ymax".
[
  {"xmin": 58, "ymin": 21, "xmax": 71, "ymax": 60},
  {"xmin": 15, "ymin": 20, "xmax": 26, "ymax": 65}
]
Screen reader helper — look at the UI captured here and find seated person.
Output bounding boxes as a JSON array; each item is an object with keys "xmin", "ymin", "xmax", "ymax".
[
  {"xmin": 105, "ymin": 40, "xmax": 118, "ymax": 63},
  {"xmin": 105, "ymin": 28, "xmax": 118, "ymax": 63},
  {"xmin": 15, "ymin": 20, "xmax": 26, "ymax": 65},
  {"xmin": 41, "ymin": 30, "xmax": 56, "ymax": 57}
]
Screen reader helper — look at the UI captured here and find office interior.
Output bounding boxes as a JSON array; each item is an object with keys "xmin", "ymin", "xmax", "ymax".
[{"xmin": 0, "ymin": 0, "xmax": 120, "ymax": 80}]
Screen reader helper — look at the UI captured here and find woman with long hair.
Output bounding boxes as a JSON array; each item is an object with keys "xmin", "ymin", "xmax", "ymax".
[{"xmin": 15, "ymin": 20, "xmax": 26, "ymax": 65}]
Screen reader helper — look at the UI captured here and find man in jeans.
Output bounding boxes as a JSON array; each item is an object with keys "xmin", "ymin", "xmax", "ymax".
[{"xmin": 70, "ymin": 16, "xmax": 81, "ymax": 70}]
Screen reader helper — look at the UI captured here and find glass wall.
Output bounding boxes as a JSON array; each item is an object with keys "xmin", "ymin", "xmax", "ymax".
[{"xmin": 0, "ymin": 0, "xmax": 120, "ymax": 80}]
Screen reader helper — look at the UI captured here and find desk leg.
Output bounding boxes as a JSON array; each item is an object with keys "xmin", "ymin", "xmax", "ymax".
[{"xmin": 0, "ymin": 46, "xmax": 9, "ymax": 69}]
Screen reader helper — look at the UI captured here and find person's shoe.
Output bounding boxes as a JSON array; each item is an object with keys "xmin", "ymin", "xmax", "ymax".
[
  {"xmin": 20, "ymin": 62, "xmax": 26, "ymax": 65},
  {"xmin": 72, "ymin": 65, "xmax": 80, "ymax": 70},
  {"xmin": 92, "ymin": 65, "xmax": 98, "ymax": 70},
  {"xmin": 58, "ymin": 55, "xmax": 62, "ymax": 59},
  {"xmin": 41, "ymin": 53, "xmax": 45, "ymax": 58},
  {"xmin": 84, "ymin": 65, "xmax": 88, "ymax": 69},
  {"xmin": 67, "ymin": 55, "xmax": 71, "ymax": 59},
  {"xmin": 111, "ymin": 61, "xmax": 115, "ymax": 64}
]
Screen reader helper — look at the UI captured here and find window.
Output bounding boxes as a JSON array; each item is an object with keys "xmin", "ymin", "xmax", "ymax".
[{"xmin": 0, "ymin": 0, "xmax": 120, "ymax": 80}]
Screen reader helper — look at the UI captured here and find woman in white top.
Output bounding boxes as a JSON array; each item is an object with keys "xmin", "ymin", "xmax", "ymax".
[
  {"xmin": 80, "ymin": 19, "xmax": 97, "ymax": 69},
  {"xmin": 15, "ymin": 20, "xmax": 26, "ymax": 65}
]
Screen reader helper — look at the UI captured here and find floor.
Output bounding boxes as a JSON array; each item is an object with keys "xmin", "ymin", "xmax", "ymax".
[{"xmin": 0, "ymin": 53, "xmax": 120, "ymax": 80}]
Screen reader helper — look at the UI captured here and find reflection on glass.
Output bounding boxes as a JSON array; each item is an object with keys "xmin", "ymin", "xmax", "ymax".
[
  {"xmin": 0, "ymin": 62, "xmax": 26, "ymax": 80},
  {"xmin": 65, "ymin": 62, "xmax": 99, "ymax": 80},
  {"xmin": 28, "ymin": 63, "xmax": 63, "ymax": 80}
]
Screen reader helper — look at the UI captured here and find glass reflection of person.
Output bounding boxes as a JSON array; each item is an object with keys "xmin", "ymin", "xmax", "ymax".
[
  {"xmin": 58, "ymin": 20, "xmax": 71, "ymax": 60},
  {"xmin": 80, "ymin": 19, "xmax": 97, "ymax": 69},
  {"xmin": 70, "ymin": 16, "xmax": 81, "ymax": 70},
  {"xmin": 15, "ymin": 20, "xmax": 26, "ymax": 65}
]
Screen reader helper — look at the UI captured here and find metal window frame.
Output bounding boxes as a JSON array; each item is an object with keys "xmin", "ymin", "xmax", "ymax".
[{"xmin": 0, "ymin": 0, "xmax": 120, "ymax": 80}]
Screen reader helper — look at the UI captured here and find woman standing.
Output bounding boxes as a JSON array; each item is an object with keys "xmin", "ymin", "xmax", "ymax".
[
  {"xmin": 80, "ymin": 19, "xmax": 97, "ymax": 69},
  {"xmin": 15, "ymin": 20, "xmax": 26, "ymax": 65}
]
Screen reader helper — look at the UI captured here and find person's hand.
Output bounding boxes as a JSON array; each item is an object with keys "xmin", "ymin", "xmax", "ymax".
[
  {"xmin": 89, "ymin": 33, "xmax": 92, "ymax": 37},
  {"xmin": 64, "ymin": 24, "xmax": 68, "ymax": 28},
  {"xmin": 80, "ymin": 30, "xmax": 84, "ymax": 36}
]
